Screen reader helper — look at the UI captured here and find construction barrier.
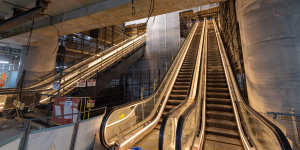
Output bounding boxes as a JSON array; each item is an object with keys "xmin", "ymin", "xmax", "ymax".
[
  {"xmin": 0, "ymin": 111, "xmax": 105, "ymax": 150},
  {"xmin": 0, "ymin": 134, "xmax": 22, "ymax": 150},
  {"xmin": 74, "ymin": 115, "xmax": 104, "ymax": 150},
  {"xmin": 27, "ymin": 123, "xmax": 74, "ymax": 150}
]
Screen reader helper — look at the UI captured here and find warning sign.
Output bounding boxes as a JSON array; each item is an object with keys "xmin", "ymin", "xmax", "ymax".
[
  {"xmin": 52, "ymin": 97, "xmax": 80, "ymax": 125},
  {"xmin": 77, "ymin": 80, "xmax": 86, "ymax": 87},
  {"xmin": 87, "ymin": 79, "xmax": 96, "ymax": 87},
  {"xmin": 53, "ymin": 81, "xmax": 60, "ymax": 90}
]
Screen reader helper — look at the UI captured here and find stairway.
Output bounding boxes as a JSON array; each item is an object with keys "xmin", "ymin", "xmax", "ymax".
[
  {"xmin": 204, "ymin": 28, "xmax": 243, "ymax": 150},
  {"xmin": 154, "ymin": 25, "xmax": 202, "ymax": 130}
]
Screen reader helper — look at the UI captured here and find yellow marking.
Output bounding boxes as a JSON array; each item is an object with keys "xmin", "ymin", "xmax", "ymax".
[{"xmin": 120, "ymin": 114, "xmax": 125, "ymax": 119}]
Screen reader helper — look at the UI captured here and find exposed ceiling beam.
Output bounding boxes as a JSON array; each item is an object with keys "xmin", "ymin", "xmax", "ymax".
[{"xmin": 0, "ymin": 0, "xmax": 222, "ymax": 45}]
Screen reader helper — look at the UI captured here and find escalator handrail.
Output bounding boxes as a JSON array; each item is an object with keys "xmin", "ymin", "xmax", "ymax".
[
  {"xmin": 38, "ymin": 36, "xmax": 146, "ymax": 103},
  {"xmin": 175, "ymin": 18, "xmax": 208, "ymax": 150},
  {"xmin": 57, "ymin": 37, "xmax": 146, "ymax": 94},
  {"xmin": 34, "ymin": 34, "xmax": 145, "ymax": 91},
  {"xmin": 101, "ymin": 23, "xmax": 198, "ymax": 148},
  {"xmin": 213, "ymin": 19, "xmax": 252, "ymax": 150},
  {"xmin": 27, "ymin": 35, "xmax": 140, "ymax": 89},
  {"xmin": 0, "ymin": 35, "xmax": 145, "ymax": 96},
  {"xmin": 213, "ymin": 19, "xmax": 292, "ymax": 150},
  {"xmin": 0, "ymin": 35, "xmax": 141, "ymax": 93},
  {"xmin": 158, "ymin": 19, "xmax": 206, "ymax": 150},
  {"xmin": 99, "ymin": 23, "xmax": 199, "ymax": 149}
]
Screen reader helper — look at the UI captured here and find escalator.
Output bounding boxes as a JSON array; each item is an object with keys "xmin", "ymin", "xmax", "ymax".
[
  {"xmin": 134, "ymin": 22, "xmax": 203, "ymax": 149},
  {"xmin": 203, "ymin": 23, "xmax": 243, "ymax": 149},
  {"xmin": 0, "ymin": 35, "xmax": 146, "ymax": 110},
  {"xmin": 154, "ymin": 23, "xmax": 201, "ymax": 130},
  {"xmin": 100, "ymin": 19, "xmax": 292, "ymax": 150},
  {"xmin": 171, "ymin": 19, "xmax": 292, "ymax": 150},
  {"xmin": 100, "ymin": 21, "xmax": 204, "ymax": 150}
]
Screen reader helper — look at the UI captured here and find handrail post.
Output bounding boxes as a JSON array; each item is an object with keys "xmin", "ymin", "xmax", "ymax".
[
  {"xmin": 69, "ymin": 113, "xmax": 81, "ymax": 150},
  {"xmin": 20, "ymin": 119, "xmax": 31, "ymax": 150}
]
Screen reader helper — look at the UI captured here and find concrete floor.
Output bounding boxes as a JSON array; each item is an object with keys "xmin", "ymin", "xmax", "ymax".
[
  {"xmin": 0, "ymin": 118, "xmax": 24, "ymax": 146},
  {"xmin": 133, "ymin": 129, "xmax": 160, "ymax": 150}
]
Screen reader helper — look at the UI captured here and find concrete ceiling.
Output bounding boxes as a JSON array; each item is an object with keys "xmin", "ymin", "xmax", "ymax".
[
  {"xmin": 0, "ymin": 0, "xmax": 222, "ymax": 46},
  {"xmin": 0, "ymin": 0, "xmax": 106, "ymax": 18},
  {"xmin": 45, "ymin": 0, "xmax": 106, "ymax": 16},
  {"xmin": 0, "ymin": 0, "xmax": 35, "ymax": 18}
]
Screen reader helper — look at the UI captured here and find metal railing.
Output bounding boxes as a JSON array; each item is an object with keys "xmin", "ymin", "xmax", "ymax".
[
  {"xmin": 0, "ymin": 34, "xmax": 146, "ymax": 111},
  {"xmin": 175, "ymin": 18, "xmax": 208, "ymax": 150},
  {"xmin": 158, "ymin": 19, "xmax": 206, "ymax": 150}
]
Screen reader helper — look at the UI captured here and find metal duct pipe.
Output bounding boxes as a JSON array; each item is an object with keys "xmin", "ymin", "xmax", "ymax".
[{"xmin": 0, "ymin": 0, "xmax": 49, "ymax": 33}]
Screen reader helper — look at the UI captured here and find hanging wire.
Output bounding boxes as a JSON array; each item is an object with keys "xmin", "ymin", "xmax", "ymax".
[
  {"xmin": 25, "ymin": 16, "xmax": 35, "ymax": 56},
  {"xmin": 131, "ymin": 0, "xmax": 136, "ymax": 16},
  {"xmin": 145, "ymin": 0, "xmax": 155, "ymax": 25}
]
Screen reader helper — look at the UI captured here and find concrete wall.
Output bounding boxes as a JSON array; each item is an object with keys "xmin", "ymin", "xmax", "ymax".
[
  {"xmin": 236, "ymin": 0, "xmax": 300, "ymax": 144},
  {"xmin": 118, "ymin": 11, "xmax": 181, "ymax": 100},
  {"xmin": 22, "ymin": 26, "xmax": 59, "ymax": 87},
  {"xmin": 236, "ymin": 0, "xmax": 300, "ymax": 114}
]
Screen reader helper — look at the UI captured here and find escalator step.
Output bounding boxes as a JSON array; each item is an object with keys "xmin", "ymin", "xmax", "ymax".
[
  {"xmin": 174, "ymin": 82, "xmax": 190, "ymax": 86},
  {"xmin": 206, "ymin": 79, "xmax": 226, "ymax": 83},
  {"xmin": 207, "ymin": 71, "xmax": 225, "ymax": 74},
  {"xmin": 206, "ymin": 104, "xmax": 233, "ymax": 112},
  {"xmin": 171, "ymin": 90, "xmax": 188, "ymax": 95},
  {"xmin": 207, "ymin": 76, "xmax": 226, "ymax": 79},
  {"xmin": 206, "ymin": 92, "xmax": 230, "ymax": 99},
  {"xmin": 181, "ymin": 67, "xmax": 194, "ymax": 70},
  {"xmin": 206, "ymin": 98, "xmax": 231, "ymax": 105},
  {"xmin": 206, "ymin": 111, "xmax": 235, "ymax": 121},
  {"xmin": 207, "ymin": 66, "xmax": 223, "ymax": 70},
  {"xmin": 176, "ymin": 78, "xmax": 192, "ymax": 82},
  {"xmin": 169, "ymin": 94, "xmax": 187, "ymax": 100},
  {"xmin": 165, "ymin": 105, "xmax": 176, "ymax": 110},
  {"xmin": 180, "ymin": 70, "xmax": 193, "ymax": 73},
  {"xmin": 173, "ymin": 85, "xmax": 190, "ymax": 90},
  {"xmin": 207, "ymin": 87, "xmax": 228, "ymax": 92},
  {"xmin": 177, "ymin": 74, "xmax": 192, "ymax": 77},
  {"xmin": 206, "ymin": 134, "xmax": 242, "ymax": 146},
  {"xmin": 207, "ymin": 71, "xmax": 225, "ymax": 76},
  {"xmin": 206, "ymin": 127, "xmax": 239, "ymax": 139},
  {"xmin": 206, "ymin": 118, "xmax": 237, "ymax": 130},
  {"xmin": 167, "ymin": 99, "xmax": 183, "ymax": 104},
  {"xmin": 207, "ymin": 83, "xmax": 227, "ymax": 88},
  {"xmin": 178, "ymin": 72, "xmax": 193, "ymax": 75}
]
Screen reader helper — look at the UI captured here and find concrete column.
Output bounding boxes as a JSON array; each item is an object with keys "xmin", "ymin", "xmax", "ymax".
[
  {"xmin": 236, "ymin": 0, "xmax": 300, "ymax": 117},
  {"xmin": 22, "ymin": 26, "xmax": 59, "ymax": 87},
  {"xmin": 146, "ymin": 11, "xmax": 180, "ymax": 80}
]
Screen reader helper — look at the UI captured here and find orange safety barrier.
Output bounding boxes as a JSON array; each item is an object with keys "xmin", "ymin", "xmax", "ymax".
[
  {"xmin": 0, "ymin": 73, "xmax": 5, "ymax": 87},
  {"xmin": 52, "ymin": 97, "xmax": 80, "ymax": 125}
]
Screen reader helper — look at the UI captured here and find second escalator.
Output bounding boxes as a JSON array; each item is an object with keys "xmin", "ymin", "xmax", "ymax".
[{"xmin": 134, "ymin": 23, "xmax": 203, "ymax": 149}]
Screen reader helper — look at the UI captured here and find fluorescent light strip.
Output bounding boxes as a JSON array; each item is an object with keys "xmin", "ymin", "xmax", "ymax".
[{"xmin": 0, "ymin": 60, "xmax": 9, "ymax": 64}]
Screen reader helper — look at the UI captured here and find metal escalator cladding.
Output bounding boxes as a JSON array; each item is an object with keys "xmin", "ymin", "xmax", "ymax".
[
  {"xmin": 203, "ymin": 27, "xmax": 243, "ymax": 150},
  {"xmin": 134, "ymin": 23, "xmax": 203, "ymax": 149},
  {"xmin": 155, "ymin": 24, "xmax": 203, "ymax": 130}
]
